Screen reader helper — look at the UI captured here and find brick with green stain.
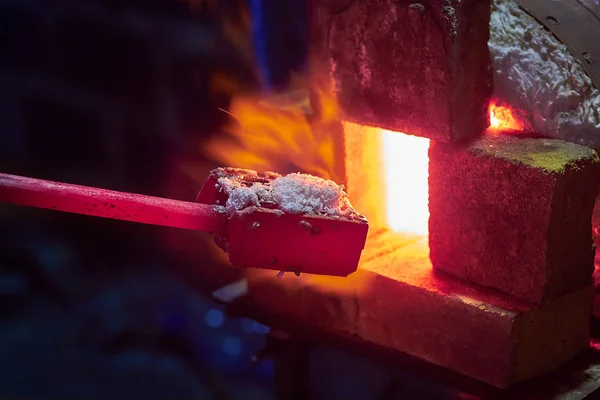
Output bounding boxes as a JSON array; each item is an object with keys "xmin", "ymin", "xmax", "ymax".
[{"xmin": 429, "ymin": 133, "xmax": 600, "ymax": 304}]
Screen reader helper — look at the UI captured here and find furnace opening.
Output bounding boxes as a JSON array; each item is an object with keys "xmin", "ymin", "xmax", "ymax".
[
  {"xmin": 341, "ymin": 121, "xmax": 430, "ymax": 239},
  {"xmin": 382, "ymin": 130, "xmax": 430, "ymax": 235},
  {"xmin": 197, "ymin": 88, "xmax": 523, "ymax": 243}
]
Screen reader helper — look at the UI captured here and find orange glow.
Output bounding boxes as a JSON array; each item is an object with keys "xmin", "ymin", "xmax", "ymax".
[
  {"xmin": 343, "ymin": 122, "xmax": 429, "ymax": 235},
  {"xmin": 181, "ymin": 2, "xmax": 431, "ymax": 237},
  {"xmin": 202, "ymin": 81, "xmax": 344, "ymax": 183},
  {"xmin": 199, "ymin": 80, "xmax": 431, "ymax": 236},
  {"xmin": 382, "ymin": 131, "xmax": 430, "ymax": 235},
  {"xmin": 488, "ymin": 101, "xmax": 529, "ymax": 132},
  {"xmin": 175, "ymin": 3, "xmax": 433, "ymax": 279},
  {"xmin": 181, "ymin": 1, "xmax": 433, "ymax": 239},
  {"xmin": 201, "ymin": 97, "xmax": 431, "ymax": 239}
]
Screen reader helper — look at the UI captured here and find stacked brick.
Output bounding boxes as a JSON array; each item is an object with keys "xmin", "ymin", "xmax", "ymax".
[{"xmin": 309, "ymin": 0, "xmax": 600, "ymax": 387}]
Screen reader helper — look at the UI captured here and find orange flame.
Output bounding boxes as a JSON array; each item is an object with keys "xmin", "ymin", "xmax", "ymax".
[
  {"xmin": 488, "ymin": 101, "xmax": 530, "ymax": 132},
  {"xmin": 180, "ymin": 3, "xmax": 530, "ymax": 241},
  {"xmin": 200, "ymin": 78, "xmax": 430, "ymax": 235},
  {"xmin": 181, "ymin": 1, "xmax": 343, "ymax": 182},
  {"xmin": 202, "ymin": 79, "xmax": 344, "ymax": 182}
]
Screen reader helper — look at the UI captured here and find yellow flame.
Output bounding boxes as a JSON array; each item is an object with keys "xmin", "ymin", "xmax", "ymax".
[
  {"xmin": 186, "ymin": 2, "xmax": 489, "ymax": 238},
  {"xmin": 198, "ymin": 85, "xmax": 528, "ymax": 239},
  {"xmin": 488, "ymin": 101, "xmax": 530, "ymax": 132},
  {"xmin": 183, "ymin": 2, "xmax": 531, "ymax": 241},
  {"xmin": 203, "ymin": 79, "xmax": 344, "ymax": 182},
  {"xmin": 202, "ymin": 78, "xmax": 431, "ymax": 235}
]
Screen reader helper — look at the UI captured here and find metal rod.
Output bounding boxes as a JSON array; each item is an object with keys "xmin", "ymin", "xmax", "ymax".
[{"xmin": 0, "ymin": 173, "xmax": 227, "ymax": 235}]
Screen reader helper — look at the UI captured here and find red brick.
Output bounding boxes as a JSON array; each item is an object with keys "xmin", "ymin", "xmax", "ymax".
[
  {"xmin": 429, "ymin": 134, "xmax": 600, "ymax": 303},
  {"xmin": 308, "ymin": 0, "xmax": 492, "ymax": 142},
  {"xmin": 241, "ymin": 238, "xmax": 592, "ymax": 388}
]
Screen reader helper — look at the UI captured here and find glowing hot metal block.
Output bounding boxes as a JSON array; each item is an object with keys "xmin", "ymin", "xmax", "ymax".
[
  {"xmin": 197, "ymin": 167, "xmax": 369, "ymax": 277},
  {"xmin": 0, "ymin": 168, "xmax": 368, "ymax": 278},
  {"xmin": 227, "ymin": 208, "xmax": 368, "ymax": 276}
]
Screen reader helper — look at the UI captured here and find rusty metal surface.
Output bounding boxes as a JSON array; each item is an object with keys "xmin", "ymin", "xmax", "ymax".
[{"xmin": 514, "ymin": 0, "xmax": 600, "ymax": 90}]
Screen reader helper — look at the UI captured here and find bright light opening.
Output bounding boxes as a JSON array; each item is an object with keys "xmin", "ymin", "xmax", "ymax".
[
  {"xmin": 488, "ymin": 101, "xmax": 529, "ymax": 132},
  {"xmin": 382, "ymin": 130, "xmax": 430, "ymax": 235}
]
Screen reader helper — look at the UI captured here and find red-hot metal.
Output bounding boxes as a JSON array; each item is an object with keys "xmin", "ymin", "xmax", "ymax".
[
  {"xmin": 196, "ymin": 168, "xmax": 369, "ymax": 277},
  {"xmin": 0, "ymin": 173, "xmax": 228, "ymax": 235},
  {"xmin": 0, "ymin": 169, "xmax": 369, "ymax": 277}
]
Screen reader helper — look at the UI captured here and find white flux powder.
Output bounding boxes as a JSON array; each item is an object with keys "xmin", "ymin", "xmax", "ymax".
[
  {"xmin": 218, "ymin": 173, "xmax": 355, "ymax": 218},
  {"xmin": 489, "ymin": 0, "xmax": 600, "ymax": 148}
]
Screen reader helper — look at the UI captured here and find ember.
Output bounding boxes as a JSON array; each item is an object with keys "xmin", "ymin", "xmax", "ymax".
[
  {"xmin": 489, "ymin": 0, "xmax": 600, "ymax": 148},
  {"xmin": 488, "ymin": 101, "xmax": 530, "ymax": 132}
]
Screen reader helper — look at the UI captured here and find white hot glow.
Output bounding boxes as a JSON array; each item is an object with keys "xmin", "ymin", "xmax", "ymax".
[{"xmin": 382, "ymin": 130, "xmax": 430, "ymax": 235}]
